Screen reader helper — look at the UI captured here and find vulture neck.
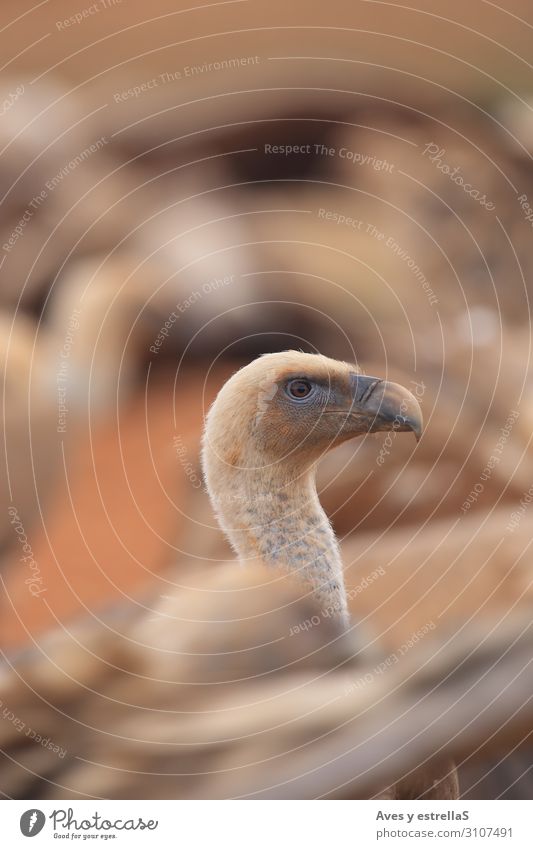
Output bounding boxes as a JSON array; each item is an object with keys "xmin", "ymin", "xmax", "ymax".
[{"xmin": 208, "ymin": 462, "xmax": 349, "ymax": 626}]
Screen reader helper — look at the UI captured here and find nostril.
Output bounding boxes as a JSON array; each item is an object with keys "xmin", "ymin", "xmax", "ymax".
[
  {"xmin": 360, "ymin": 379, "xmax": 381, "ymax": 405},
  {"xmin": 349, "ymin": 373, "xmax": 383, "ymax": 405}
]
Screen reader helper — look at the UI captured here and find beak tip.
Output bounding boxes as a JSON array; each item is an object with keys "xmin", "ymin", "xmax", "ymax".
[
  {"xmin": 409, "ymin": 417, "xmax": 423, "ymax": 443},
  {"xmin": 405, "ymin": 413, "xmax": 423, "ymax": 443}
]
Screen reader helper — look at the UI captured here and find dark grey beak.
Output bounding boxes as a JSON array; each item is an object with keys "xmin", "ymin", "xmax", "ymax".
[{"xmin": 350, "ymin": 373, "xmax": 423, "ymax": 441}]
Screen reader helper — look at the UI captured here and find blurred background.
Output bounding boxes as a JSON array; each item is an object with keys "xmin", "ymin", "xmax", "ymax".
[{"xmin": 1, "ymin": 0, "xmax": 533, "ymax": 800}]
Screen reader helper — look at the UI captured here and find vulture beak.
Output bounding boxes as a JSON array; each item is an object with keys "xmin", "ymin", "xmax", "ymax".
[{"xmin": 349, "ymin": 373, "xmax": 423, "ymax": 441}]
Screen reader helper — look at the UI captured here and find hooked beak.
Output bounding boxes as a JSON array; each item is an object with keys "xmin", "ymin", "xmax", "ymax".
[{"xmin": 349, "ymin": 373, "xmax": 423, "ymax": 441}]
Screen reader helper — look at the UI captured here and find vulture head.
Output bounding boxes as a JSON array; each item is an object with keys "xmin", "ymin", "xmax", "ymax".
[{"xmin": 204, "ymin": 350, "xmax": 422, "ymax": 472}]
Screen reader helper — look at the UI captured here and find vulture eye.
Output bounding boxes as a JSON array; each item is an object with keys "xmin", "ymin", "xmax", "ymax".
[{"xmin": 287, "ymin": 379, "xmax": 313, "ymax": 399}]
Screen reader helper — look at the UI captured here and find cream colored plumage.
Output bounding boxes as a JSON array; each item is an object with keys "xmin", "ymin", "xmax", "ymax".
[{"xmin": 202, "ymin": 351, "xmax": 422, "ymax": 624}]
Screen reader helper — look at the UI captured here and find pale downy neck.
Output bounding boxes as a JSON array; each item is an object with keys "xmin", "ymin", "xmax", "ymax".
[{"xmin": 206, "ymin": 461, "xmax": 349, "ymax": 626}]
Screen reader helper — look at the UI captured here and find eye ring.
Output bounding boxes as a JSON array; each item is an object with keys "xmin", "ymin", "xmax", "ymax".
[{"xmin": 286, "ymin": 378, "xmax": 313, "ymax": 400}]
